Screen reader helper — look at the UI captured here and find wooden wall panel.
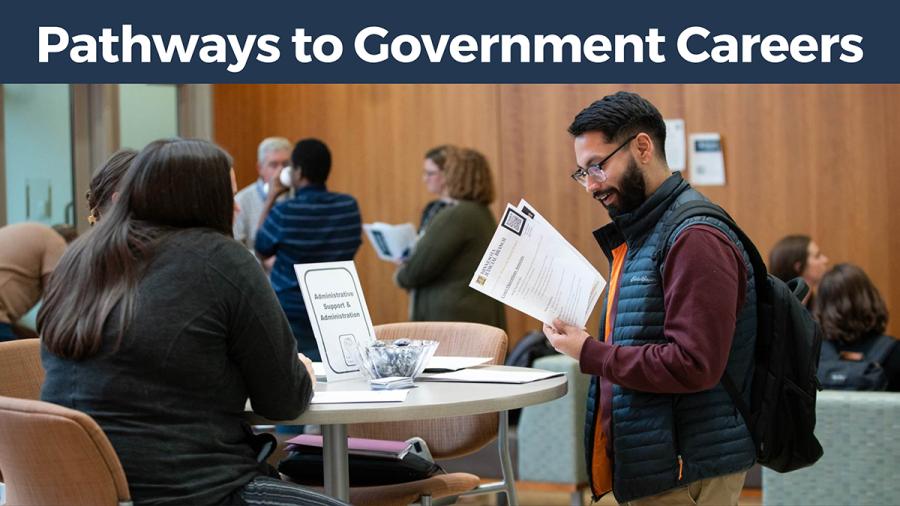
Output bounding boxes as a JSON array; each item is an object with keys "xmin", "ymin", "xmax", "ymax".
[
  {"xmin": 214, "ymin": 84, "xmax": 900, "ymax": 347},
  {"xmin": 215, "ymin": 85, "xmax": 502, "ymax": 329},
  {"xmin": 682, "ymin": 85, "xmax": 896, "ymax": 325}
]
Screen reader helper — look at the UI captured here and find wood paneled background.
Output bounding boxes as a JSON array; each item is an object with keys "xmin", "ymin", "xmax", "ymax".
[{"xmin": 214, "ymin": 84, "xmax": 900, "ymax": 347}]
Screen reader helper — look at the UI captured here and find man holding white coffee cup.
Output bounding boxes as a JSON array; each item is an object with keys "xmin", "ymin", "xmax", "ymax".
[{"xmin": 233, "ymin": 137, "xmax": 292, "ymax": 252}]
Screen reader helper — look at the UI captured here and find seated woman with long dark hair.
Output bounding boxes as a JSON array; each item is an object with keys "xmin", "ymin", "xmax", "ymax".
[
  {"xmin": 38, "ymin": 139, "xmax": 343, "ymax": 506},
  {"xmin": 86, "ymin": 148, "xmax": 137, "ymax": 225}
]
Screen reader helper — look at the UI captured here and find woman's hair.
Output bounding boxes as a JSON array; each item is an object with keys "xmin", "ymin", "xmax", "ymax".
[
  {"xmin": 814, "ymin": 263, "xmax": 889, "ymax": 344},
  {"xmin": 443, "ymin": 147, "xmax": 495, "ymax": 205},
  {"xmin": 768, "ymin": 234, "xmax": 811, "ymax": 282},
  {"xmin": 424, "ymin": 144, "xmax": 454, "ymax": 171},
  {"xmin": 87, "ymin": 149, "xmax": 138, "ymax": 224},
  {"xmin": 39, "ymin": 139, "xmax": 235, "ymax": 360}
]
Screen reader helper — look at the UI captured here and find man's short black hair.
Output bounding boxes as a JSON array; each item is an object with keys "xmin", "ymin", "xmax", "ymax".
[
  {"xmin": 292, "ymin": 138, "xmax": 331, "ymax": 184},
  {"xmin": 568, "ymin": 91, "xmax": 667, "ymax": 161}
]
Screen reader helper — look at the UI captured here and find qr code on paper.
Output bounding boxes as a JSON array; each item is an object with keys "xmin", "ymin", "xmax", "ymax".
[{"xmin": 501, "ymin": 209, "xmax": 526, "ymax": 236}]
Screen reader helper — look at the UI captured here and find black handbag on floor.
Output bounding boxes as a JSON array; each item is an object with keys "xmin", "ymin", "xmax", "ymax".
[
  {"xmin": 278, "ymin": 450, "xmax": 444, "ymax": 486},
  {"xmin": 278, "ymin": 436, "xmax": 444, "ymax": 486}
]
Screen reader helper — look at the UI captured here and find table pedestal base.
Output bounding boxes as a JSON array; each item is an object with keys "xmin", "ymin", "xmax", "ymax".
[{"xmin": 323, "ymin": 423, "xmax": 349, "ymax": 501}]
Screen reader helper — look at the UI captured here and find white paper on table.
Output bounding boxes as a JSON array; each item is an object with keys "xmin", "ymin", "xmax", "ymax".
[
  {"xmin": 363, "ymin": 222, "xmax": 417, "ymax": 262},
  {"xmin": 664, "ymin": 118, "xmax": 686, "ymax": 171},
  {"xmin": 311, "ymin": 390, "xmax": 410, "ymax": 404},
  {"xmin": 418, "ymin": 368, "xmax": 563, "ymax": 384},
  {"xmin": 295, "ymin": 261, "xmax": 377, "ymax": 383},
  {"xmin": 469, "ymin": 203, "xmax": 606, "ymax": 328},
  {"xmin": 689, "ymin": 132, "xmax": 726, "ymax": 186},
  {"xmin": 423, "ymin": 356, "xmax": 492, "ymax": 373}
]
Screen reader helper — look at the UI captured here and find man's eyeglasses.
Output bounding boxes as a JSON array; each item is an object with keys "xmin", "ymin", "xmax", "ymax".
[{"xmin": 570, "ymin": 134, "xmax": 637, "ymax": 186}]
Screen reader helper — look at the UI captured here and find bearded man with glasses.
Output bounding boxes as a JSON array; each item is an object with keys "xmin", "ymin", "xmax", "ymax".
[{"xmin": 543, "ymin": 92, "xmax": 757, "ymax": 506}]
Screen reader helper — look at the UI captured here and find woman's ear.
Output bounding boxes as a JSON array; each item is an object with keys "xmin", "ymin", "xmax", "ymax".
[
  {"xmin": 111, "ymin": 191, "xmax": 120, "ymax": 203},
  {"xmin": 794, "ymin": 261, "xmax": 803, "ymax": 275}
]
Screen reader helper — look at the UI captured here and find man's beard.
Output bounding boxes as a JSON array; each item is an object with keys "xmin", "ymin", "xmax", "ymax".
[{"xmin": 603, "ymin": 157, "xmax": 647, "ymax": 216}]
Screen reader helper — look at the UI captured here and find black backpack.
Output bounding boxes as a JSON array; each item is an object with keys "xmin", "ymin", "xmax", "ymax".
[
  {"xmin": 656, "ymin": 200, "xmax": 824, "ymax": 473},
  {"xmin": 817, "ymin": 335, "xmax": 896, "ymax": 391}
]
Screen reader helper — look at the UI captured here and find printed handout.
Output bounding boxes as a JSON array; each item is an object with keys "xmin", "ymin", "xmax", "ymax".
[
  {"xmin": 363, "ymin": 222, "xmax": 417, "ymax": 262},
  {"xmin": 469, "ymin": 200, "xmax": 606, "ymax": 328},
  {"xmin": 423, "ymin": 356, "xmax": 492, "ymax": 373}
]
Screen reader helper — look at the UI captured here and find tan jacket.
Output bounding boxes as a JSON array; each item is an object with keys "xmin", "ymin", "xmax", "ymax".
[{"xmin": 0, "ymin": 223, "xmax": 66, "ymax": 323}]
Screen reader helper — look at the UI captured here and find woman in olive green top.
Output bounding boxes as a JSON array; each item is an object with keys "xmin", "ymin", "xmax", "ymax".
[{"xmin": 395, "ymin": 147, "xmax": 506, "ymax": 331}]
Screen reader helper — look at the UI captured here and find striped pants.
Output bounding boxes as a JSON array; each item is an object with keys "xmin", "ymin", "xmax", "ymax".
[{"xmin": 240, "ymin": 476, "xmax": 348, "ymax": 506}]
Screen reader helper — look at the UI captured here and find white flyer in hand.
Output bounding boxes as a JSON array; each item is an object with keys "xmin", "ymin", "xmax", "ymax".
[
  {"xmin": 363, "ymin": 222, "xmax": 417, "ymax": 262},
  {"xmin": 469, "ymin": 203, "xmax": 606, "ymax": 328},
  {"xmin": 295, "ymin": 261, "xmax": 377, "ymax": 382},
  {"xmin": 516, "ymin": 199, "xmax": 599, "ymax": 283}
]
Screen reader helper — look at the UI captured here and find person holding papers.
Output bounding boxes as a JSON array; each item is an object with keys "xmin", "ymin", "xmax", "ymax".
[
  {"xmin": 395, "ymin": 147, "xmax": 506, "ymax": 330},
  {"xmin": 39, "ymin": 139, "xmax": 343, "ymax": 506},
  {"xmin": 360, "ymin": 146, "xmax": 455, "ymax": 265},
  {"xmin": 542, "ymin": 92, "xmax": 756, "ymax": 505}
]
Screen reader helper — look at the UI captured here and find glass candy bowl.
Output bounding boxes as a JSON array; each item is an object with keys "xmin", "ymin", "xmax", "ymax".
[{"xmin": 351, "ymin": 338, "xmax": 439, "ymax": 383}]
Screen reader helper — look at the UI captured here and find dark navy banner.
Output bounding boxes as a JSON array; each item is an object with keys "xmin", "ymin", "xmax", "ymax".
[{"xmin": 0, "ymin": 0, "xmax": 894, "ymax": 83}]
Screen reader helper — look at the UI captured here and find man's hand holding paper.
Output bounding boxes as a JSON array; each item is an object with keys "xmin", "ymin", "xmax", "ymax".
[{"xmin": 543, "ymin": 318, "xmax": 591, "ymax": 360}]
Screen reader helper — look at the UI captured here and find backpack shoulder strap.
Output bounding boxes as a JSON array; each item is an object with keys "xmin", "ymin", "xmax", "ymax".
[
  {"xmin": 654, "ymin": 201, "xmax": 767, "ymax": 292},
  {"xmin": 654, "ymin": 200, "xmax": 764, "ymax": 428},
  {"xmin": 867, "ymin": 335, "xmax": 898, "ymax": 365}
]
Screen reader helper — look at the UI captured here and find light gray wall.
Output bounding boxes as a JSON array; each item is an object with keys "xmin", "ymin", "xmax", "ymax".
[
  {"xmin": 119, "ymin": 84, "xmax": 179, "ymax": 150},
  {"xmin": 3, "ymin": 84, "xmax": 73, "ymax": 225}
]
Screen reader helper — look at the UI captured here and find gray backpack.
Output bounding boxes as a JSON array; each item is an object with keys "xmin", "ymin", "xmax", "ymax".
[{"xmin": 817, "ymin": 335, "xmax": 896, "ymax": 391}]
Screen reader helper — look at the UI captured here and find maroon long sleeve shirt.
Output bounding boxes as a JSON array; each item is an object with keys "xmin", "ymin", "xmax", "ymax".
[{"xmin": 580, "ymin": 224, "xmax": 747, "ymax": 456}]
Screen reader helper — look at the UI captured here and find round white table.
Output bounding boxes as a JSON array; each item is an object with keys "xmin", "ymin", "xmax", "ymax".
[{"xmin": 246, "ymin": 366, "xmax": 568, "ymax": 504}]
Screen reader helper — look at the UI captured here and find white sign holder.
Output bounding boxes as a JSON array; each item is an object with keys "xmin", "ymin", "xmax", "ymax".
[{"xmin": 294, "ymin": 261, "xmax": 377, "ymax": 382}]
